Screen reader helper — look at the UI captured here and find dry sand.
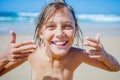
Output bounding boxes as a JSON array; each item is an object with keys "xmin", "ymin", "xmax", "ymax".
[{"xmin": 0, "ymin": 34, "xmax": 120, "ymax": 80}]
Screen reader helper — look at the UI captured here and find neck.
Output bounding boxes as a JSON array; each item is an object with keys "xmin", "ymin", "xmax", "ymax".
[{"xmin": 39, "ymin": 44, "xmax": 71, "ymax": 63}]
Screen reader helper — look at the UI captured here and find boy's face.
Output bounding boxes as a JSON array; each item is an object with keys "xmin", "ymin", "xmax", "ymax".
[{"xmin": 40, "ymin": 9, "xmax": 76, "ymax": 58}]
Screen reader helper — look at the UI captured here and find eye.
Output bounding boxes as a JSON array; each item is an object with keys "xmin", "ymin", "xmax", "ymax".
[
  {"xmin": 46, "ymin": 25, "xmax": 55, "ymax": 30},
  {"xmin": 63, "ymin": 25, "xmax": 73, "ymax": 29}
]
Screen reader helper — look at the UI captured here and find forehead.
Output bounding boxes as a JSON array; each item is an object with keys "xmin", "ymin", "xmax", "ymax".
[{"xmin": 47, "ymin": 9, "xmax": 75, "ymax": 23}]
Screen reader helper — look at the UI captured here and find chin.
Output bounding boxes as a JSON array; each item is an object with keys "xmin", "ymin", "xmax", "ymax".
[
  {"xmin": 47, "ymin": 41, "xmax": 72, "ymax": 58},
  {"xmin": 51, "ymin": 48, "xmax": 69, "ymax": 57}
]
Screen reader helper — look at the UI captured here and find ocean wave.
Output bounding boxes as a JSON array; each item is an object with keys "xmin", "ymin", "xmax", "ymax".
[
  {"xmin": 77, "ymin": 14, "xmax": 120, "ymax": 22},
  {"xmin": 0, "ymin": 12, "xmax": 120, "ymax": 22},
  {"xmin": 0, "ymin": 16, "xmax": 35, "ymax": 22},
  {"xmin": 18, "ymin": 12, "xmax": 39, "ymax": 17},
  {"xmin": 0, "ymin": 12, "xmax": 38, "ymax": 22}
]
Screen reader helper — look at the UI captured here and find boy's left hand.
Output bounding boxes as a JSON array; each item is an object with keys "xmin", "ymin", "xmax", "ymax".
[{"xmin": 84, "ymin": 33, "xmax": 107, "ymax": 60}]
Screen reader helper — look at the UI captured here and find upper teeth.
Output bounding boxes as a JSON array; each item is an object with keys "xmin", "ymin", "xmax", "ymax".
[{"xmin": 54, "ymin": 42, "xmax": 66, "ymax": 45}]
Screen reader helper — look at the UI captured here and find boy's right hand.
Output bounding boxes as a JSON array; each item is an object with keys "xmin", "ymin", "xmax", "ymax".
[{"xmin": 3, "ymin": 31, "xmax": 37, "ymax": 62}]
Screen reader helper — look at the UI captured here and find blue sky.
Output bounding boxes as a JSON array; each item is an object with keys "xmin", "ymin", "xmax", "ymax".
[{"xmin": 0, "ymin": 0, "xmax": 120, "ymax": 15}]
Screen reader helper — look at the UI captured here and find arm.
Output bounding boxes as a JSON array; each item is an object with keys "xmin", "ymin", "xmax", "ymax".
[
  {"xmin": 83, "ymin": 33, "xmax": 120, "ymax": 72},
  {"xmin": 0, "ymin": 55, "xmax": 9, "ymax": 71},
  {"xmin": 0, "ymin": 31, "xmax": 37, "ymax": 76},
  {"xmin": 0, "ymin": 57, "xmax": 26, "ymax": 76}
]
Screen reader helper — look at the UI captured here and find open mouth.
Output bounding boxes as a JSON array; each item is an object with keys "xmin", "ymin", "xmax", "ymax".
[{"xmin": 51, "ymin": 41, "xmax": 68, "ymax": 47}]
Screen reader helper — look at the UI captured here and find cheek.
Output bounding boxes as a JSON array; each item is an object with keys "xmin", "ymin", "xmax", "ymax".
[
  {"xmin": 68, "ymin": 30, "xmax": 76, "ymax": 38},
  {"xmin": 43, "ymin": 31, "xmax": 53, "ymax": 41},
  {"xmin": 66, "ymin": 30, "xmax": 76, "ymax": 42}
]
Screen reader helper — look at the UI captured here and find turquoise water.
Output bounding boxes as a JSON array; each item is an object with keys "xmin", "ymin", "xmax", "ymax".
[{"xmin": 0, "ymin": 12, "xmax": 120, "ymax": 36}]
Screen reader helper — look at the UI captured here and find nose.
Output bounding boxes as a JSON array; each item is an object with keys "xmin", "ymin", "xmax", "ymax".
[{"xmin": 55, "ymin": 27, "xmax": 65, "ymax": 38}]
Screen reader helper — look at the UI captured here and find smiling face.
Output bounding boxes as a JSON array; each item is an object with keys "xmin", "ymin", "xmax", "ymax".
[{"xmin": 39, "ymin": 9, "xmax": 76, "ymax": 58}]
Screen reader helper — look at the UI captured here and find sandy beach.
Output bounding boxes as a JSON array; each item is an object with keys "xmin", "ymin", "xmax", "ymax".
[{"xmin": 0, "ymin": 33, "xmax": 120, "ymax": 80}]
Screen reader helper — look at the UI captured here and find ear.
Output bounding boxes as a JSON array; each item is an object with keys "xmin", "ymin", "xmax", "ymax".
[{"xmin": 39, "ymin": 31, "xmax": 43, "ymax": 40}]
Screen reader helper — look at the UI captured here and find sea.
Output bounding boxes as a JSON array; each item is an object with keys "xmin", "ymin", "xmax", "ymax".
[{"xmin": 0, "ymin": 12, "xmax": 120, "ymax": 37}]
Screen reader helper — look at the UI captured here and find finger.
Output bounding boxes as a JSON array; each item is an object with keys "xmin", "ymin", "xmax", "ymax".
[
  {"xmin": 13, "ymin": 52, "xmax": 31, "ymax": 59},
  {"xmin": 10, "ymin": 31, "xmax": 16, "ymax": 43},
  {"xmin": 85, "ymin": 33, "xmax": 101, "ymax": 44},
  {"xmin": 13, "ymin": 44, "xmax": 37, "ymax": 54},
  {"xmin": 89, "ymin": 49, "xmax": 99, "ymax": 54},
  {"xmin": 19, "ymin": 53, "xmax": 30, "ymax": 58},
  {"xmin": 89, "ymin": 55, "xmax": 101, "ymax": 58},
  {"xmin": 95, "ymin": 33, "xmax": 101, "ymax": 42},
  {"xmin": 84, "ymin": 42, "xmax": 101, "ymax": 50},
  {"xmin": 19, "ymin": 50, "xmax": 35, "ymax": 55},
  {"xmin": 14, "ymin": 40, "xmax": 34, "ymax": 48},
  {"xmin": 88, "ymin": 50, "xmax": 101, "ymax": 58},
  {"xmin": 85, "ymin": 37, "xmax": 99, "ymax": 44},
  {"xmin": 16, "ymin": 57, "xmax": 27, "ymax": 62},
  {"xmin": 12, "ymin": 57, "xmax": 27, "ymax": 62},
  {"xmin": 84, "ymin": 41, "xmax": 98, "ymax": 48}
]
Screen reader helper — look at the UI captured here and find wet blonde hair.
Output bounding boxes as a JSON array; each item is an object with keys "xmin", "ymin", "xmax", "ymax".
[{"xmin": 34, "ymin": 2, "xmax": 83, "ymax": 47}]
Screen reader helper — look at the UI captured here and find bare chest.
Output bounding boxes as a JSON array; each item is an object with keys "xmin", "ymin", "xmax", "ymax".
[
  {"xmin": 31, "ymin": 63, "xmax": 73, "ymax": 80},
  {"xmin": 29, "ymin": 56, "xmax": 73, "ymax": 80},
  {"xmin": 28, "ymin": 49, "xmax": 77, "ymax": 80}
]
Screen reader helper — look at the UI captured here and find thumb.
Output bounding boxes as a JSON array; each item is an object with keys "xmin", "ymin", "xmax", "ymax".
[
  {"xmin": 10, "ymin": 31, "xmax": 16, "ymax": 43},
  {"xmin": 95, "ymin": 33, "xmax": 101, "ymax": 42}
]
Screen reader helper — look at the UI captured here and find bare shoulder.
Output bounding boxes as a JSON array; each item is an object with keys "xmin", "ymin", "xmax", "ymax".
[
  {"xmin": 66, "ymin": 47, "xmax": 88, "ymax": 70},
  {"xmin": 70, "ymin": 47, "xmax": 86, "ymax": 57},
  {"xmin": 70, "ymin": 47, "xmax": 97, "ymax": 62},
  {"xmin": 69, "ymin": 47, "xmax": 87, "ymax": 62}
]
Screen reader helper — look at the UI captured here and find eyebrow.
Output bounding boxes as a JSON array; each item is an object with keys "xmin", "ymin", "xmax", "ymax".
[{"xmin": 47, "ymin": 21, "xmax": 74, "ymax": 24}]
